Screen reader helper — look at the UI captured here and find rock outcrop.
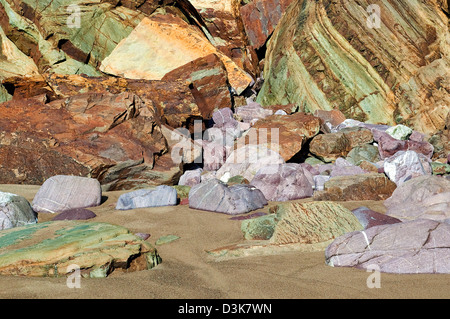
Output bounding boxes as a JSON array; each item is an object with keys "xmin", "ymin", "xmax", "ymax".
[{"xmin": 257, "ymin": 0, "xmax": 450, "ymax": 135}]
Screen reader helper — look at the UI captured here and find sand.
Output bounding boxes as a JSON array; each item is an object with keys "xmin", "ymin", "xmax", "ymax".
[{"xmin": 0, "ymin": 184, "xmax": 449, "ymax": 299}]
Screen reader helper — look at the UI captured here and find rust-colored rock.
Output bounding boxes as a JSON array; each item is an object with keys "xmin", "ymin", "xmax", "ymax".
[
  {"xmin": 234, "ymin": 112, "xmax": 321, "ymax": 161},
  {"xmin": 241, "ymin": 0, "xmax": 295, "ymax": 49},
  {"xmin": 313, "ymin": 173, "xmax": 397, "ymax": 201},
  {"xmin": 0, "ymin": 91, "xmax": 171, "ymax": 189},
  {"xmin": 162, "ymin": 53, "xmax": 232, "ymax": 118}
]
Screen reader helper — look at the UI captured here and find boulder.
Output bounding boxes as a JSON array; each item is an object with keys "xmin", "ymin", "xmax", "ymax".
[
  {"xmin": 202, "ymin": 140, "xmax": 228, "ymax": 171},
  {"xmin": 0, "ymin": 192, "xmax": 37, "ymax": 230},
  {"xmin": 268, "ymin": 201, "xmax": 363, "ymax": 245},
  {"xmin": 373, "ymin": 130, "xmax": 434, "ymax": 159},
  {"xmin": 32, "ymin": 175, "xmax": 102, "ymax": 214},
  {"xmin": 0, "ymin": 221, "xmax": 161, "ymax": 277},
  {"xmin": 346, "ymin": 144, "xmax": 380, "ymax": 165},
  {"xmin": 325, "ymin": 219, "xmax": 450, "ymax": 274},
  {"xmin": 250, "ymin": 164, "xmax": 314, "ymax": 201},
  {"xmin": 309, "ymin": 128, "xmax": 373, "ymax": 162},
  {"xmin": 384, "ymin": 175, "xmax": 450, "ymax": 222},
  {"xmin": 100, "ymin": 15, "xmax": 252, "ymax": 95},
  {"xmin": 116, "ymin": 185, "xmax": 178, "ymax": 210},
  {"xmin": 241, "ymin": 213, "xmax": 278, "ymax": 240},
  {"xmin": 216, "ymin": 145, "xmax": 285, "ymax": 182},
  {"xmin": 234, "ymin": 112, "xmax": 321, "ymax": 162},
  {"xmin": 351, "ymin": 207, "xmax": 402, "ymax": 229},
  {"xmin": 162, "ymin": 53, "xmax": 233, "ymax": 117},
  {"xmin": 313, "ymin": 173, "xmax": 397, "ymax": 201},
  {"xmin": 189, "ymin": 179, "xmax": 267, "ymax": 215},
  {"xmin": 178, "ymin": 168, "xmax": 203, "ymax": 187},
  {"xmin": 383, "ymin": 150, "xmax": 432, "ymax": 185},
  {"xmin": 52, "ymin": 208, "xmax": 97, "ymax": 221},
  {"xmin": 256, "ymin": 0, "xmax": 449, "ymax": 135}
]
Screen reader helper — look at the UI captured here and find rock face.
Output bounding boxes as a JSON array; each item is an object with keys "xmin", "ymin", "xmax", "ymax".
[
  {"xmin": 32, "ymin": 175, "xmax": 102, "ymax": 214},
  {"xmin": 250, "ymin": 164, "xmax": 314, "ymax": 201},
  {"xmin": 0, "ymin": 192, "xmax": 37, "ymax": 230},
  {"xmin": 257, "ymin": 0, "xmax": 449, "ymax": 135},
  {"xmin": 189, "ymin": 179, "xmax": 267, "ymax": 215},
  {"xmin": 268, "ymin": 201, "xmax": 363, "ymax": 245},
  {"xmin": 384, "ymin": 175, "xmax": 450, "ymax": 222},
  {"xmin": 116, "ymin": 185, "xmax": 178, "ymax": 210},
  {"xmin": 240, "ymin": 0, "xmax": 295, "ymax": 49},
  {"xmin": 313, "ymin": 173, "xmax": 397, "ymax": 201},
  {"xmin": 0, "ymin": 221, "xmax": 161, "ymax": 277},
  {"xmin": 325, "ymin": 219, "xmax": 450, "ymax": 274}
]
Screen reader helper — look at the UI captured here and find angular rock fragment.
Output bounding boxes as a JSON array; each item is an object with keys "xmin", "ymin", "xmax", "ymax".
[
  {"xmin": 116, "ymin": 185, "xmax": 178, "ymax": 210},
  {"xmin": 0, "ymin": 192, "xmax": 37, "ymax": 230}
]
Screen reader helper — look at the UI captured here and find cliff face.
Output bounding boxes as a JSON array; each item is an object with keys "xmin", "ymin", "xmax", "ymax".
[{"xmin": 257, "ymin": 0, "xmax": 450, "ymax": 135}]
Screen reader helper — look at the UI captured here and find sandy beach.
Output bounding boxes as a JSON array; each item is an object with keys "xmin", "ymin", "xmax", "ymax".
[{"xmin": 0, "ymin": 184, "xmax": 448, "ymax": 300}]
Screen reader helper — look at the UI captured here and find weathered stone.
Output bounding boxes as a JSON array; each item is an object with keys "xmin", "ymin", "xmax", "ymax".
[
  {"xmin": 216, "ymin": 145, "xmax": 285, "ymax": 182},
  {"xmin": 52, "ymin": 208, "xmax": 97, "ymax": 221},
  {"xmin": 384, "ymin": 175, "xmax": 450, "ymax": 222},
  {"xmin": 313, "ymin": 173, "xmax": 397, "ymax": 201},
  {"xmin": 189, "ymin": 179, "xmax": 267, "ymax": 215},
  {"xmin": 32, "ymin": 176, "xmax": 102, "ymax": 214},
  {"xmin": 325, "ymin": 219, "xmax": 450, "ymax": 274},
  {"xmin": 431, "ymin": 162, "xmax": 450, "ymax": 175},
  {"xmin": 309, "ymin": 133, "xmax": 352, "ymax": 163},
  {"xmin": 328, "ymin": 157, "xmax": 367, "ymax": 178},
  {"xmin": 351, "ymin": 207, "xmax": 401, "ymax": 229},
  {"xmin": 235, "ymin": 112, "xmax": 321, "ymax": 162},
  {"xmin": 384, "ymin": 150, "xmax": 432, "ymax": 185},
  {"xmin": 241, "ymin": 213, "xmax": 278, "ymax": 240},
  {"xmin": 0, "ymin": 221, "xmax": 161, "ymax": 277},
  {"xmin": 226, "ymin": 175, "xmax": 250, "ymax": 186},
  {"xmin": 346, "ymin": 144, "xmax": 380, "ymax": 165},
  {"xmin": 268, "ymin": 201, "xmax": 363, "ymax": 245},
  {"xmin": 116, "ymin": 185, "xmax": 177, "ymax": 210},
  {"xmin": 161, "ymin": 124, "xmax": 202, "ymax": 165},
  {"xmin": 251, "ymin": 164, "xmax": 314, "ymax": 201},
  {"xmin": 0, "ymin": 192, "xmax": 37, "ymax": 230},
  {"xmin": 373, "ymin": 129, "xmax": 434, "ymax": 160},
  {"xmin": 257, "ymin": 0, "xmax": 449, "ymax": 135},
  {"xmin": 155, "ymin": 235, "xmax": 180, "ymax": 246},
  {"xmin": 313, "ymin": 109, "xmax": 347, "ymax": 131},
  {"xmin": 202, "ymin": 140, "xmax": 228, "ymax": 171}
]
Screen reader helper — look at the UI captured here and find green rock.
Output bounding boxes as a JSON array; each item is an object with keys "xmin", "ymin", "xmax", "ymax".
[
  {"xmin": 156, "ymin": 235, "xmax": 180, "ymax": 246},
  {"xmin": 304, "ymin": 157, "xmax": 325, "ymax": 166},
  {"xmin": 226, "ymin": 175, "xmax": 250, "ymax": 186},
  {"xmin": 431, "ymin": 162, "xmax": 450, "ymax": 175},
  {"xmin": 385, "ymin": 125, "xmax": 413, "ymax": 140},
  {"xmin": 173, "ymin": 185, "xmax": 191, "ymax": 200},
  {"xmin": 241, "ymin": 214, "xmax": 278, "ymax": 240},
  {"xmin": 0, "ymin": 221, "xmax": 161, "ymax": 277},
  {"xmin": 346, "ymin": 144, "xmax": 380, "ymax": 165}
]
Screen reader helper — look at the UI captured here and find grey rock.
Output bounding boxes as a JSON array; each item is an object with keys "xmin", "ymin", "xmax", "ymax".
[
  {"xmin": 116, "ymin": 185, "xmax": 177, "ymax": 210},
  {"xmin": 251, "ymin": 164, "xmax": 314, "ymax": 201},
  {"xmin": 32, "ymin": 175, "xmax": 102, "ymax": 214},
  {"xmin": 189, "ymin": 179, "xmax": 267, "ymax": 215},
  {"xmin": 325, "ymin": 219, "xmax": 450, "ymax": 274},
  {"xmin": 0, "ymin": 192, "xmax": 37, "ymax": 230},
  {"xmin": 178, "ymin": 168, "xmax": 203, "ymax": 187}
]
